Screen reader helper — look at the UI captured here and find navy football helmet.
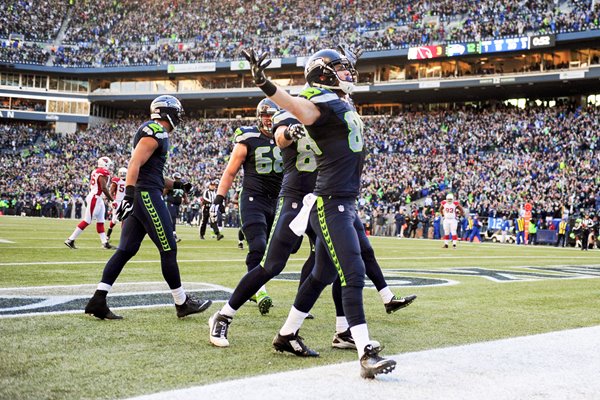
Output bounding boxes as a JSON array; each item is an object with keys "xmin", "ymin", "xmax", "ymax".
[
  {"xmin": 150, "ymin": 95, "xmax": 184, "ymax": 130},
  {"xmin": 304, "ymin": 49, "xmax": 356, "ymax": 94},
  {"xmin": 256, "ymin": 98, "xmax": 279, "ymax": 134}
]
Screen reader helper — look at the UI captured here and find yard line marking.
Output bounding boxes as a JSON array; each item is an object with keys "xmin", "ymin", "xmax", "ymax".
[{"xmin": 0, "ymin": 238, "xmax": 14, "ymax": 243}]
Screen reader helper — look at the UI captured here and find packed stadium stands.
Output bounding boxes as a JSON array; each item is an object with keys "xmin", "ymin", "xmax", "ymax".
[
  {"xmin": 1, "ymin": 104, "xmax": 598, "ymax": 229},
  {"xmin": 1, "ymin": 0, "xmax": 599, "ymax": 66}
]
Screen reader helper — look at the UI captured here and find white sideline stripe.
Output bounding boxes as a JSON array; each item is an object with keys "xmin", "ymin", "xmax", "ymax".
[
  {"xmin": 126, "ymin": 326, "xmax": 600, "ymax": 400},
  {"xmin": 0, "ymin": 281, "xmax": 230, "ymax": 293},
  {"xmin": 1, "ymin": 255, "xmax": 598, "ymax": 267}
]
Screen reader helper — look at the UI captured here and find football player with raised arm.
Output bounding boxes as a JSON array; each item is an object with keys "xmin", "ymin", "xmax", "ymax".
[
  {"xmin": 241, "ymin": 48, "xmax": 396, "ymax": 379},
  {"xmin": 209, "ymin": 98, "xmax": 283, "ymax": 314},
  {"xmin": 83, "ymin": 95, "xmax": 212, "ymax": 320},
  {"xmin": 209, "ymin": 52, "xmax": 415, "ymax": 353}
]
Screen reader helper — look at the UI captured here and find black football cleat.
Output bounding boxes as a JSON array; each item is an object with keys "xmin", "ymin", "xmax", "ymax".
[
  {"xmin": 102, "ymin": 242, "xmax": 116, "ymax": 250},
  {"xmin": 217, "ymin": 234, "xmax": 224, "ymax": 241},
  {"xmin": 360, "ymin": 344, "xmax": 396, "ymax": 379},
  {"xmin": 85, "ymin": 292, "xmax": 122, "ymax": 320},
  {"xmin": 64, "ymin": 239, "xmax": 77, "ymax": 249},
  {"xmin": 332, "ymin": 328, "xmax": 356, "ymax": 349},
  {"xmin": 176, "ymin": 294, "xmax": 212, "ymax": 318},
  {"xmin": 385, "ymin": 294, "xmax": 417, "ymax": 314},
  {"xmin": 273, "ymin": 331, "xmax": 319, "ymax": 357},
  {"xmin": 305, "ymin": 312, "xmax": 315, "ymax": 320}
]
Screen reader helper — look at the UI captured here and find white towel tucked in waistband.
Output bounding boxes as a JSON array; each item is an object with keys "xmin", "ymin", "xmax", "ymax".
[{"xmin": 289, "ymin": 193, "xmax": 317, "ymax": 236}]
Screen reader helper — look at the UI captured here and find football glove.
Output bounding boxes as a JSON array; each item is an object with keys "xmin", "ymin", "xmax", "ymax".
[
  {"xmin": 337, "ymin": 43, "xmax": 363, "ymax": 66},
  {"xmin": 241, "ymin": 49, "xmax": 271, "ymax": 85},
  {"xmin": 116, "ymin": 185, "xmax": 135, "ymax": 221},
  {"xmin": 210, "ymin": 194, "xmax": 225, "ymax": 223},
  {"xmin": 283, "ymin": 124, "xmax": 305, "ymax": 142},
  {"xmin": 173, "ymin": 180, "xmax": 193, "ymax": 194}
]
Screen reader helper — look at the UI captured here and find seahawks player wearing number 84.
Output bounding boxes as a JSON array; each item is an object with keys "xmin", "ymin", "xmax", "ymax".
[
  {"xmin": 242, "ymin": 47, "xmax": 396, "ymax": 379},
  {"xmin": 210, "ymin": 98, "xmax": 283, "ymax": 315}
]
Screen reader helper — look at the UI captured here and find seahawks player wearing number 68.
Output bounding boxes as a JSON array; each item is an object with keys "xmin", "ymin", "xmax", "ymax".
[
  {"xmin": 83, "ymin": 95, "xmax": 212, "ymax": 320},
  {"xmin": 210, "ymin": 98, "xmax": 283, "ymax": 315},
  {"xmin": 242, "ymin": 48, "xmax": 396, "ymax": 379}
]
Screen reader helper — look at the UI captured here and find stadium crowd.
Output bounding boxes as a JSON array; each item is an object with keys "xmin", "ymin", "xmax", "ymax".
[
  {"xmin": 1, "ymin": 0, "xmax": 599, "ymax": 66},
  {"xmin": 1, "ymin": 103, "xmax": 599, "ymax": 241}
]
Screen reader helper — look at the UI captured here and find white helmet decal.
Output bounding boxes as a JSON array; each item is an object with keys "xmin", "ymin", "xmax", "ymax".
[{"xmin": 98, "ymin": 157, "xmax": 113, "ymax": 170}]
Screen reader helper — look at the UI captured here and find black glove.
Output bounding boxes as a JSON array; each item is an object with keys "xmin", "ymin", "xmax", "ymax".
[
  {"xmin": 116, "ymin": 185, "xmax": 135, "ymax": 221},
  {"xmin": 209, "ymin": 194, "xmax": 225, "ymax": 223},
  {"xmin": 283, "ymin": 124, "xmax": 305, "ymax": 141},
  {"xmin": 173, "ymin": 180, "xmax": 193, "ymax": 194},
  {"xmin": 241, "ymin": 49, "xmax": 271, "ymax": 86},
  {"xmin": 337, "ymin": 43, "xmax": 363, "ymax": 66}
]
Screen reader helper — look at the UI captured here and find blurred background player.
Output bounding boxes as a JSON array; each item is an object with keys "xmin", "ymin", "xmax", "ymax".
[
  {"xmin": 440, "ymin": 193, "xmax": 464, "ymax": 248},
  {"xmin": 581, "ymin": 211, "xmax": 594, "ymax": 250},
  {"xmin": 65, "ymin": 156, "xmax": 115, "ymax": 250},
  {"xmin": 210, "ymin": 98, "xmax": 283, "ymax": 314},
  {"xmin": 199, "ymin": 180, "xmax": 223, "ymax": 240},
  {"xmin": 164, "ymin": 171, "xmax": 187, "ymax": 243},
  {"xmin": 106, "ymin": 167, "xmax": 127, "ymax": 242},
  {"xmin": 84, "ymin": 95, "xmax": 211, "ymax": 320}
]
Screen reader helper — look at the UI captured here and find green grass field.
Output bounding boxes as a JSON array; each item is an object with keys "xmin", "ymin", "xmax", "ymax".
[{"xmin": 1, "ymin": 216, "xmax": 599, "ymax": 400}]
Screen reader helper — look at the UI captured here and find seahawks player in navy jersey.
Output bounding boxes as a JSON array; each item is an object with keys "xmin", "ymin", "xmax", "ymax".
[
  {"xmin": 208, "ymin": 107, "xmax": 416, "ymax": 349},
  {"xmin": 210, "ymin": 98, "xmax": 283, "ymax": 314},
  {"xmin": 84, "ymin": 95, "xmax": 212, "ymax": 320},
  {"xmin": 243, "ymin": 48, "xmax": 396, "ymax": 379},
  {"xmin": 164, "ymin": 171, "xmax": 187, "ymax": 243}
]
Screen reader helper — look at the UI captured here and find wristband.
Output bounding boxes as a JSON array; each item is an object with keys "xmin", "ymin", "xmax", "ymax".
[
  {"xmin": 258, "ymin": 80, "xmax": 277, "ymax": 97},
  {"xmin": 173, "ymin": 181, "xmax": 183, "ymax": 190},
  {"xmin": 214, "ymin": 194, "xmax": 225, "ymax": 205},
  {"xmin": 283, "ymin": 128, "xmax": 293, "ymax": 141}
]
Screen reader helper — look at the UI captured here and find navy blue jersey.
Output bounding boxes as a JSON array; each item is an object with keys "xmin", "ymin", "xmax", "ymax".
[
  {"xmin": 272, "ymin": 110, "xmax": 319, "ymax": 198},
  {"xmin": 234, "ymin": 126, "xmax": 283, "ymax": 198},
  {"xmin": 133, "ymin": 120, "xmax": 169, "ymax": 191},
  {"xmin": 165, "ymin": 186, "xmax": 184, "ymax": 206},
  {"xmin": 298, "ymin": 87, "xmax": 365, "ymax": 197}
]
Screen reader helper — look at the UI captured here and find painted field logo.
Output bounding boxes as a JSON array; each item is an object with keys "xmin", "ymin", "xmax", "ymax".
[
  {"xmin": 0, "ymin": 282, "xmax": 231, "ymax": 318},
  {"xmin": 274, "ymin": 265, "xmax": 600, "ymax": 287}
]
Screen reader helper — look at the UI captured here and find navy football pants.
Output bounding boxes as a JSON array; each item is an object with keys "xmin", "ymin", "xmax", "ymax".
[
  {"xmin": 239, "ymin": 190, "xmax": 277, "ymax": 272},
  {"xmin": 100, "ymin": 189, "xmax": 181, "ymax": 289}
]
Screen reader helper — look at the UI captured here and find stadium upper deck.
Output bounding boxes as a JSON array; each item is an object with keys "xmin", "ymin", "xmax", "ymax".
[{"xmin": 1, "ymin": 0, "xmax": 600, "ymax": 126}]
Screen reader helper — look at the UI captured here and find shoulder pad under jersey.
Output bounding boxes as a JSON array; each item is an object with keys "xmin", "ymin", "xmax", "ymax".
[
  {"xmin": 233, "ymin": 126, "xmax": 261, "ymax": 143},
  {"xmin": 299, "ymin": 87, "xmax": 339, "ymax": 104}
]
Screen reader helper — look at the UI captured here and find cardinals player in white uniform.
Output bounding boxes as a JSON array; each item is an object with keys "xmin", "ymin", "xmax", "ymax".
[
  {"xmin": 64, "ymin": 157, "xmax": 115, "ymax": 249},
  {"xmin": 440, "ymin": 193, "xmax": 465, "ymax": 248},
  {"xmin": 106, "ymin": 167, "xmax": 127, "ymax": 242}
]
